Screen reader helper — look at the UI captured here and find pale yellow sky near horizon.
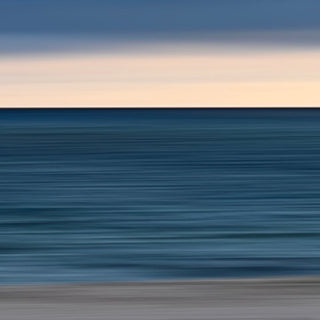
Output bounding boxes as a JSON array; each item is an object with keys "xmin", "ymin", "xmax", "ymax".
[{"xmin": 1, "ymin": 45, "xmax": 320, "ymax": 107}]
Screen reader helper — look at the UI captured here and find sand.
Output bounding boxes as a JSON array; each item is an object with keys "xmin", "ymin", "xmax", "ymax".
[{"xmin": 1, "ymin": 276, "xmax": 320, "ymax": 319}]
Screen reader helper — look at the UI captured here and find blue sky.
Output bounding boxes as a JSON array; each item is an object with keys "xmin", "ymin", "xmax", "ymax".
[
  {"xmin": 1, "ymin": 0, "xmax": 320, "ymax": 36},
  {"xmin": 1, "ymin": 1, "xmax": 320, "ymax": 107}
]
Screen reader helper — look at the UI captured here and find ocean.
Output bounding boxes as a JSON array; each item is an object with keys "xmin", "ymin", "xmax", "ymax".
[{"xmin": 1, "ymin": 108, "xmax": 320, "ymax": 283}]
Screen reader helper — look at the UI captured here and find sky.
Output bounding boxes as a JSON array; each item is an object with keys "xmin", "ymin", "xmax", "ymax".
[{"xmin": 1, "ymin": 0, "xmax": 320, "ymax": 107}]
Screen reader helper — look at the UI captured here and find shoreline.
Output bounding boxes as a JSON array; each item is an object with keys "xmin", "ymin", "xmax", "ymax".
[{"xmin": 1, "ymin": 276, "xmax": 320, "ymax": 319}]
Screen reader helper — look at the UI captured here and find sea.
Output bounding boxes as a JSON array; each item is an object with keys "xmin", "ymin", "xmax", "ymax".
[{"xmin": 1, "ymin": 108, "xmax": 320, "ymax": 283}]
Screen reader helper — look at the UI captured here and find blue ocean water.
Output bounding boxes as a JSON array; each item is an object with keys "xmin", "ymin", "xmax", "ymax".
[{"xmin": 1, "ymin": 108, "xmax": 320, "ymax": 283}]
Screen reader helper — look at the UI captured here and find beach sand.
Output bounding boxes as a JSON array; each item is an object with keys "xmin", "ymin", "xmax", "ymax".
[{"xmin": 1, "ymin": 276, "xmax": 320, "ymax": 319}]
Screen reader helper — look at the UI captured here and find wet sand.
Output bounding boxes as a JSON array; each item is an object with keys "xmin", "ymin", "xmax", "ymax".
[{"xmin": 1, "ymin": 276, "xmax": 320, "ymax": 319}]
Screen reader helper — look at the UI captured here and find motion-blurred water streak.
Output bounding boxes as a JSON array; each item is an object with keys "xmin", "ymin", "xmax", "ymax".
[{"xmin": 1, "ymin": 108, "xmax": 320, "ymax": 283}]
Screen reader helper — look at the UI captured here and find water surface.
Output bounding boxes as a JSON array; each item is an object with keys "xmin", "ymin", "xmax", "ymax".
[{"xmin": 1, "ymin": 108, "xmax": 320, "ymax": 283}]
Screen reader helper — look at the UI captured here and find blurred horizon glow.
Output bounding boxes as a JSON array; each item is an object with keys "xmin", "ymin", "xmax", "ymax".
[{"xmin": 1, "ymin": 38, "xmax": 320, "ymax": 107}]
